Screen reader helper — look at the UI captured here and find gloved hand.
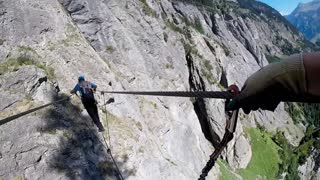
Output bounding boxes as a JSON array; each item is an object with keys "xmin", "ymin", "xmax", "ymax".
[{"xmin": 227, "ymin": 53, "xmax": 307, "ymax": 114}]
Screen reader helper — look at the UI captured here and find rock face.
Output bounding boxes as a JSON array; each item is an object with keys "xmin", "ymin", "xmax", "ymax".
[
  {"xmin": 286, "ymin": 0, "xmax": 320, "ymax": 44},
  {"xmin": 298, "ymin": 150, "xmax": 320, "ymax": 180},
  {"xmin": 0, "ymin": 0, "xmax": 312, "ymax": 179}
]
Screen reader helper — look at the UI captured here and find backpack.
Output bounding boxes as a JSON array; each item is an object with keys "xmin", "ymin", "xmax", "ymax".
[{"xmin": 79, "ymin": 81, "xmax": 95, "ymax": 104}]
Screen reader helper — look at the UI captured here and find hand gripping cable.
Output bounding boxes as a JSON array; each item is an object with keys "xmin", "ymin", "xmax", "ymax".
[{"xmin": 198, "ymin": 84, "xmax": 240, "ymax": 180}]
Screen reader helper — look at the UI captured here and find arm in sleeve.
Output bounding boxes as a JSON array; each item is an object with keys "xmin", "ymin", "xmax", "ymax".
[
  {"xmin": 90, "ymin": 82, "xmax": 97, "ymax": 90},
  {"xmin": 303, "ymin": 52, "xmax": 320, "ymax": 97},
  {"xmin": 227, "ymin": 53, "xmax": 309, "ymax": 114},
  {"xmin": 71, "ymin": 84, "xmax": 80, "ymax": 94}
]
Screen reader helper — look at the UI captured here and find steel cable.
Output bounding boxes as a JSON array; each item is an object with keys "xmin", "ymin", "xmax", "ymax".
[
  {"xmin": 98, "ymin": 90, "xmax": 234, "ymax": 99},
  {"xmin": 0, "ymin": 95, "xmax": 72, "ymax": 126}
]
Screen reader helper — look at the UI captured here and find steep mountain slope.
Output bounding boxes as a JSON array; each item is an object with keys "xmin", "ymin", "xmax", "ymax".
[
  {"xmin": 0, "ymin": 0, "xmax": 316, "ymax": 179},
  {"xmin": 286, "ymin": 0, "xmax": 320, "ymax": 44}
]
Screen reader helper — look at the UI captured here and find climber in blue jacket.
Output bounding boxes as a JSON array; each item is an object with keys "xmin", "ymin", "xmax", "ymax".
[{"xmin": 71, "ymin": 76, "xmax": 105, "ymax": 132}]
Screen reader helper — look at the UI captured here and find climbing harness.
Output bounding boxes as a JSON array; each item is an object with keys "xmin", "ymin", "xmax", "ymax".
[
  {"xmin": 199, "ymin": 85, "xmax": 240, "ymax": 179},
  {"xmin": 0, "ymin": 95, "xmax": 72, "ymax": 125}
]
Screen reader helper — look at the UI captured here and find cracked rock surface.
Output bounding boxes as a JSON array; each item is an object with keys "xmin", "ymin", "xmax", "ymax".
[{"xmin": 0, "ymin": 0, "xmax": 312, "ymax": 179}]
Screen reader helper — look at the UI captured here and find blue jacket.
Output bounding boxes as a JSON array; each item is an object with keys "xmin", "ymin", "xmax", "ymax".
[{"xmin": 73, "ymin": 81, "xmax": 97, "ymax": 96}]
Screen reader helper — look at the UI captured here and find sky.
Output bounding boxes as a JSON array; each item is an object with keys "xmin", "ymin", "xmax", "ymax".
[{"xmin": 258, "ymin": 0, "xmax": 314, "ymax": 15}]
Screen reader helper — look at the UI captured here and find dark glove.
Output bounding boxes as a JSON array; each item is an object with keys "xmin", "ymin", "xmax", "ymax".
[{"xmin": 227, "ymin": 53, "xmax": 307, "ymax": 114}]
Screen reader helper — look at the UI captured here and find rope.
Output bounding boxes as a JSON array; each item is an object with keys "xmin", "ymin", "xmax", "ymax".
[
  {"xmin": 98, "ymin": 90, "xmax": 234, "ymax": 99},
  {"xmin": 82, "ymin": 116, "xmax": 124, "ymax": 180},
  {"xmin": 101, "ymin": 134, "xmax": 124, "ymax": 180},
  {"xmin": 73, "ymin": 95, "xmax": 124, "ymax": 180},
  {"xmin": 198, "ymin": 85, "xmax": 240, "ymax": 179},
  {"xmin": 0, "ymin": 95, "xmax": 72, "ymax": 126},
  {"xmin": 198, "ymin": 132, "xmax": 234, "ymax": 180},
  {"xmin": 102, "ymin": 92, "xmax": 112, "ymax": 150}
]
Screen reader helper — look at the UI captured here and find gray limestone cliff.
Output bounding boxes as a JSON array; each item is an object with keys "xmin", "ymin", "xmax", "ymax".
[{"xmin": 0, "ymin": 0, "xmax": 316, "ymax": 179}]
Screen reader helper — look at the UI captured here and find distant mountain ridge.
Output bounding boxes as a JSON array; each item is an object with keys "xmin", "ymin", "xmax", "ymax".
[{"xmin": 286, "ymin": 0, "xmax": 320, "ymax": 45}]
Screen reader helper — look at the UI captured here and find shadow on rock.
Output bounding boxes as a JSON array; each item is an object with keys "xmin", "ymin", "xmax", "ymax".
[{"xmin": 39, "ymin": 93, "xmax": 136, "ymax": 179}]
